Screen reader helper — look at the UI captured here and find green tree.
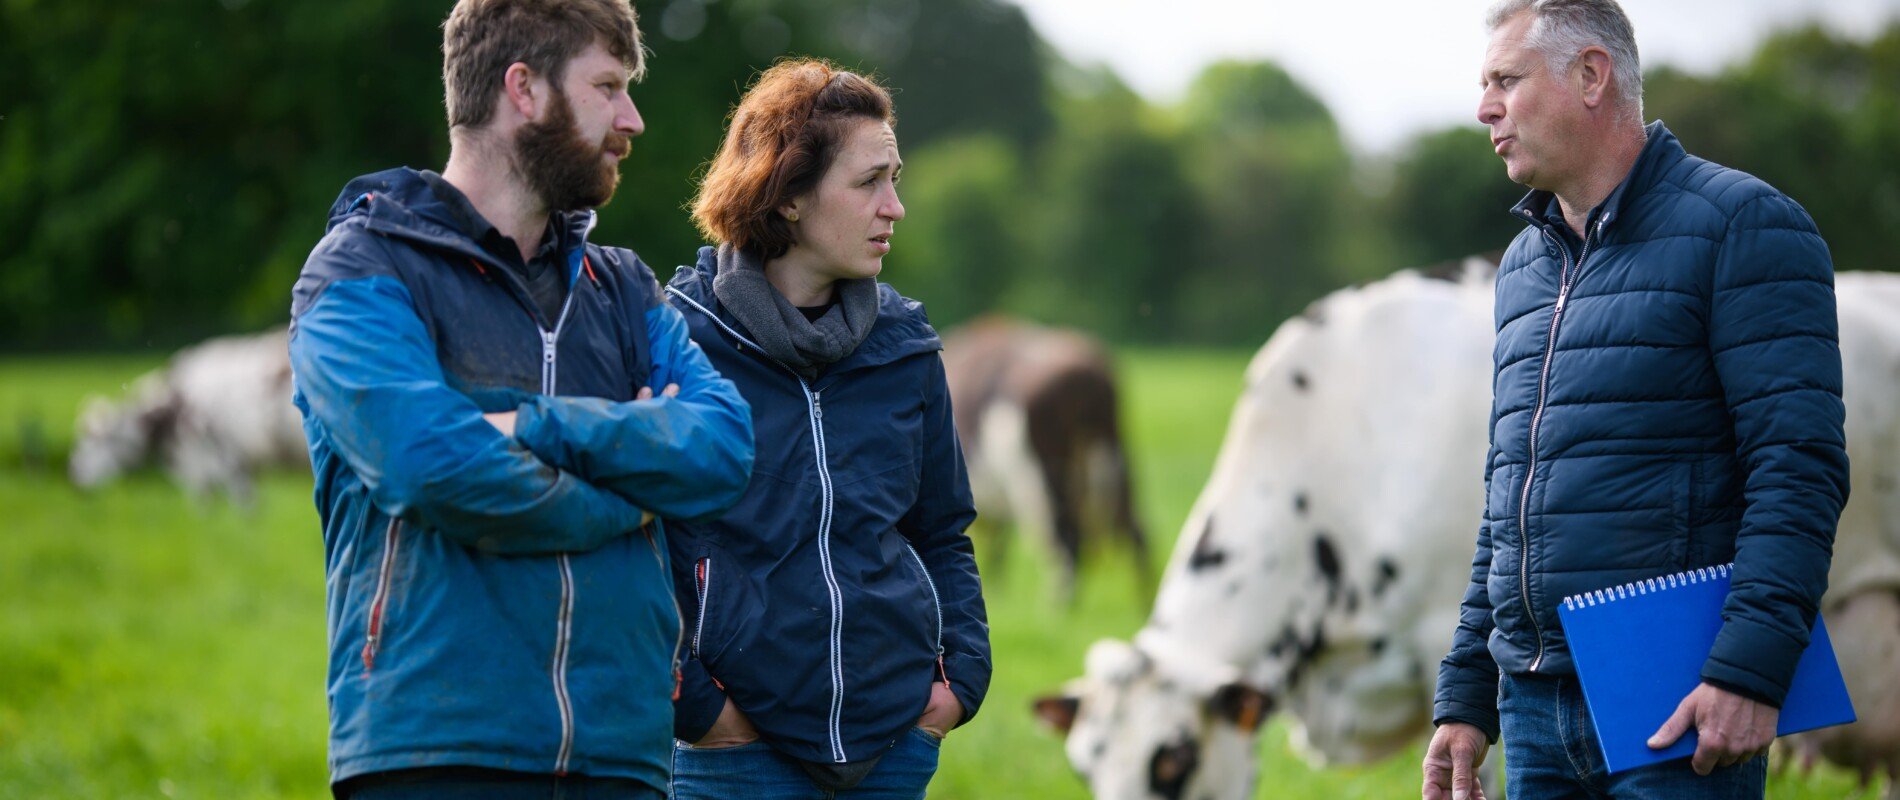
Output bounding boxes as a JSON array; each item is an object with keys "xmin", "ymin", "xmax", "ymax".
[
  {"xmin": 1380, "ymin": 126, "xmax": 1527, "ymax": 268},
  {"xmin": 878, "ymin": 134, "xmax": 1025, "ymax": 328},
  {"xmin": 1173, "ymin": 60, "xmax": 1357, "ymax": 344},
  {"xmin": 1010, "ymin": 68, "xmax": 1201, "ymax": 343}
]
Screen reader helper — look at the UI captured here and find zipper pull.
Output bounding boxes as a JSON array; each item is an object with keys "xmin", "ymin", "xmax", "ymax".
[
  {"xmin": 812, "ymin": 391, "xmax": 823, "ymax": 419},
  {"xmin": 938, "ymin": 655, "xmax": 951, "ymax": 690},
  {"xmin": 542, "ymin": 330, "xmax": 557, "ymax": 362},
  {"xmin": 1555, "ymin": 290, "xmax": 1568, "ymax": 313}
]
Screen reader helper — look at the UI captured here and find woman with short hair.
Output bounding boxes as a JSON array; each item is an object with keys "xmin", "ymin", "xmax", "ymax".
[{"xmin": 662, "ymin": 58, "xmax": 990, "ymax": 800}]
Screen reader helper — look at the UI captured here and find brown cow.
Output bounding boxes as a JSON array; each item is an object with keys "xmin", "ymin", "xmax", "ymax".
[{"xmin": 941, "ymin": 316, "xmax": 1148, "ymax": 599}]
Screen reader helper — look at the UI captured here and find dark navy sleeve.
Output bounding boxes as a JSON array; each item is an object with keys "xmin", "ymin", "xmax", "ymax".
[
  {"xmin": 289, "ymin": 230, "xmax": 649, "ymax": 554},
  {"xmin": 513, "ymin": 275, "xmax": 755, "ymax": 523},
  {"xmin": 1700, "ymin": 192, "xmax": 1850, "ymax": 706},
  {"xmin": 1434, "ymin": 441, "xmax": 1503, "ymax": 743},
  {"xmin": 896, "ymin": 354, "xmax": 989, "ymax": 726}
]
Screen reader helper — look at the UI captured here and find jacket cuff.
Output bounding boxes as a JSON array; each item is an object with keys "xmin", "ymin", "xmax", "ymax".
[
  {"xmin": 1701, "ymin": 675, "xmax": 1780, "ymax": 708},
  {"xmin": 1702, "ymin": 616, "xmax": 1805, "ymax": 708},
  {"xmin": 1433, "ymin": 661, "xmax": 1501, "ymax": 744},
  {"xmin": 940, "ymin": 652, "xmax": 988, "ymax": 728},
  {"xmin": 1432, "ymin": 701, "xmax": 1500, "ymax": 746},
  {"xmin": 673, "ymin": 658, "xmax": 728, "ymax": 743}
]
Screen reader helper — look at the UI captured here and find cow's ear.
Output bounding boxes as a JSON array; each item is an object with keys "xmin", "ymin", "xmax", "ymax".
[
  {"xmin": 1032, "ymin": 694, "xmax": 1081, "ymax": 734},
  {"xmin": 1207, "ymin": 683, "xmax": 1272, "ymax": 732}
]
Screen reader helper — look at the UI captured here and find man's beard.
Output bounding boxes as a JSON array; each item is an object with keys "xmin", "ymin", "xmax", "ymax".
[{"xmin": 513, "ymin": 88, "xmax": 632, "ymax": 212}]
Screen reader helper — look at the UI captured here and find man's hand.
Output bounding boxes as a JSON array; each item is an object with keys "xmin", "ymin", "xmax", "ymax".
[
  {"xmin": 483, "ymin": 411, "xmax": 517, "ymax": 437},
  {"xmin": 1648, "ymin": 681, "xmax": 1778, "ymax": 775},
  {"xmin": 637, "ymin": 383, "xmax": 681, "ymax": 401},
  {"xmin": 916, "ymin": 681, "xmax": 963, "ymax": 740},
  {"xmin": 1422, "ymin": 722, "xmax": 1489, "ymax": 800},
  {"xmin": 693, "ymin": 698, "xmax": 760, "ymax": 748}
]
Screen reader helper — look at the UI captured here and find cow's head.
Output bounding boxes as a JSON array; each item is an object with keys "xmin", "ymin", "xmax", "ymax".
[
  {"xmin": 68, "ymin": 378, "xmax": 175, "ymax": 488},
  {"xmin": 1035, "ymin": 638, "xmax": 1272, "ymax": 800}
]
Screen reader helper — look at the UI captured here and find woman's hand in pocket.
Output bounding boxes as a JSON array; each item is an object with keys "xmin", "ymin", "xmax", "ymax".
[
  {"xmin": 694, "ymin": 699, "xmax": 761, "ymax": 748},
  {"xmin": 916, "ymin": 681, "xmax": 963, "ymax": 740}
]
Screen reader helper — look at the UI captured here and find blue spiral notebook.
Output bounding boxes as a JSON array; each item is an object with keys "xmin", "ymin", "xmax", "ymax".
[{"xmin": 1557, "ymin": 564, "xmax": 1856, "ymax": 773}]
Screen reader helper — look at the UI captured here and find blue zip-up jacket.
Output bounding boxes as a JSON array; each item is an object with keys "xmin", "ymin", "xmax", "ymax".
[
  {"xmin": 288, "ymin": 168, "xmax": 755, "ymax": 789},
  {"xmin": 1434, "ymin": 123, "xmax": 1850, "ymax": 741},
  {"xmin": 663, "ymin": 246, "xmax": 990, "ymax": 765}
]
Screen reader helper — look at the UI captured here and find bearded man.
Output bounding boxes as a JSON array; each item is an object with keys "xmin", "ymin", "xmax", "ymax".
[{"xmin": 286, "ymin": 1, "xmax": 756, "ymax": 797}]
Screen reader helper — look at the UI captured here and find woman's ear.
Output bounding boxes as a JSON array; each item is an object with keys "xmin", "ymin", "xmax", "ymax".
[{"xmin": 779, "ymin": 200, "xmax": 802, "ymax": 224}]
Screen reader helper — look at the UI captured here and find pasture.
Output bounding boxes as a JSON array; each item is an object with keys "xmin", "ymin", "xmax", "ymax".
[{"xmin": 0, "ymin": 352, "xmax": 1876, "ymax": 798}]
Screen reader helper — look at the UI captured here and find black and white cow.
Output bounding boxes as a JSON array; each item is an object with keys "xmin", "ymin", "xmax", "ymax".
[
  {"xmin": 943, "ymin": 316, "xmax": 1149, "ymax": 598},
  {"xmin": 70, "ymin": 327, "xmax": 307, "ymax": 502},
  {"xmin": 1035, "ymin": 263, "xmax": 1900, "ymax": 800}
]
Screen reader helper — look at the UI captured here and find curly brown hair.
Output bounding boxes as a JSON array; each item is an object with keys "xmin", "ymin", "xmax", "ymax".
[{"xmin": 691, "ymin": 58, "xmax": 895, "ymax": 259}]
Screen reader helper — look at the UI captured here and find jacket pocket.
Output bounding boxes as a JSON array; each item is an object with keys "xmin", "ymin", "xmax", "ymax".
[
  {"xmin": 902, "ymin": 543, "xmax": 943, "ymax": 658},
  {"xmin": 361, "ymin": 518, "xmax": 404, "ymax": 671},
  {"xmin": 691, "ymin": 556, "xmax": 714, "ymax": 659}
]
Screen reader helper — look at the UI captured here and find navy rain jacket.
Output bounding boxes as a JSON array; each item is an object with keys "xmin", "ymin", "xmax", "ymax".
[
  {"xmin": 1434, "ymin": 123, "xmax": 1850, "ymax": 741},
  {"xmin": 664, "ymin": 246, "xmax": 991, "ymax": 765},
  {"xmin": 289, "ymin": 169, "xmax": 755, "ymax": 789}
]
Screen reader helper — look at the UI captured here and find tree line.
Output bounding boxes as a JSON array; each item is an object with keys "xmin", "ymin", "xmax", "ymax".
[{"xmin": 3, "ymin": 0, "xmax": 1895, "ymax": 350}]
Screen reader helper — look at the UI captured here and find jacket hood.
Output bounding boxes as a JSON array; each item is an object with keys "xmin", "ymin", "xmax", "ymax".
[
  {"xmin": 668, "ymin": 244, "xmax": 942, "ymax": 372},
  {"xmin": 327, "ymin": 167, "xmax": 599, "ymax": 272}
]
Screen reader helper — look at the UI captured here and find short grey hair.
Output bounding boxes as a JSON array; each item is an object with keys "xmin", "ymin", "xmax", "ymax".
[{"xmin": 1487, "ymin": 0, "xmax": 1643, "ymax": 120}]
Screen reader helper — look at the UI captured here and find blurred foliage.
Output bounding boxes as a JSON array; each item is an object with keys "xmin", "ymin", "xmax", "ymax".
[
  {"xmin": 2, "ymin": 3, "xmax": 1896, "ymax": 350},
  {"xmin": 1644, "ymin": 23, "xmax": 1900, "ymax": 274}
]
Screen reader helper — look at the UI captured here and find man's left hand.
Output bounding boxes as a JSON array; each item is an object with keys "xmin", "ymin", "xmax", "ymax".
[
  {"xmin": 1647, "ymin": 681, "xmax": 1778, "ymax": 775},
  {"xmin": 916, "ymin": 681, "xmax": 963, "ymax": 740}
]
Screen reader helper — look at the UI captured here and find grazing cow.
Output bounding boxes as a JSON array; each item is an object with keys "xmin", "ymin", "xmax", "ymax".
[
  {"xmin": 1035, "ymin": 263, "xmax": 1900, "ymax": 800},
  {"xmin": 70, "ymin": 327, "xmax": 307, "ymax": 502},
  {"xmin": 942, "ymin": 316, "xmax": 1149, "ymax": 597},
  {"xmin": 1783, "ymin": 588, "xmax": 1900, "ymax": 799}
]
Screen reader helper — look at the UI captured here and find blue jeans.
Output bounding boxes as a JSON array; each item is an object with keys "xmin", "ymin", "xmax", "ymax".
[
  {"xmin": 1498, "ymin": 671, "xmax": 1767, "ymax": 799},
  {"xmin": 337, "ymin": 766, "xmax": 665, "ymax": 800},
  {"xmin": 669, "ymin": 728, "xmax": 941, "ymax": 800}
]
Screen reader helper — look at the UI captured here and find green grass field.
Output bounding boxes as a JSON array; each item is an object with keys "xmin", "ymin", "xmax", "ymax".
[{"xmin": 0, "ymin": 352, "xmax": 1878, "ymax": 798}]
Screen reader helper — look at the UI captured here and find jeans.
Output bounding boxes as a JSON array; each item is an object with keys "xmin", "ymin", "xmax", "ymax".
[
  {"xmin": 669, "ymin": 728, "xmax": 941, "ymax": 800},
  {"xmin": 337, "ymin": 766, "xmax": 665, "ymax": 800},
  {"xmin": 1498, "ymin": 671, "xmax": 1767, "ymax": 799}
]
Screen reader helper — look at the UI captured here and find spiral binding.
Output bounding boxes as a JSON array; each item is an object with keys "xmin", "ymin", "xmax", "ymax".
[{"xmin": 1560, "ymin": 563, "xmax": 1733, "ymax": 611}]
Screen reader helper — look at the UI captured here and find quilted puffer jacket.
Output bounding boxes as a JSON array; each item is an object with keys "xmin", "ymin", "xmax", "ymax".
[{"xmin": 1434, "ymin": 123, "xmax": 1850, "ymax": 741}]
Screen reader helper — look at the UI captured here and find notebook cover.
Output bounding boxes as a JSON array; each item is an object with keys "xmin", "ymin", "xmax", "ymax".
[{"xmin": 1556, "ymin": 565, "xmax": 1856, "ymax": 773}]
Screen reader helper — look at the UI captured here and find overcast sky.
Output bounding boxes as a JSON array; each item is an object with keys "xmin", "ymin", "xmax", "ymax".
[{"xmin": 1003, "ymin": 0, "xmax": 1900, "ymax": 153}]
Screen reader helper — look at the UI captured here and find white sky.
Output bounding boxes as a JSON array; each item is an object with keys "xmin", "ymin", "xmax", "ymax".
[{"xmin": 1005, "ymin": 0, "xmax": 1900, "ymax": 153}]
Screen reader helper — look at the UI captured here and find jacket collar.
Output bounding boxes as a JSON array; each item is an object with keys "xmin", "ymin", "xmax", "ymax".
[
  {"xmin": 1508, "ymin": 120, "xmax": 1684, "ymax": 234},
  {"xmin": 327, "ymin": 167, "xmax": 598, "ymax": 282},
  {"xmin": 668, "ymin": 245, "xmax": 942, "ymax": 376}
]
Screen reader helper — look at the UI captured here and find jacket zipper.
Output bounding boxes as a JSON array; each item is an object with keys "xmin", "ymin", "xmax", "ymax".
[
  {"xmin": 537, "ymin": 270, "xmax": 581, "ymax": 775},
  {"xmin": 903, "ymin": 543, "xmax": 944, "ymax": 657},
  {"xmin": 361, "ymin": 518, "xmax": 403, "ymax": 671},
  {"xmin": 904, "ymin": 543, "xmax": 951, "ymax": 690},
  {"xmin": 667, "ymin": 286, "xmax": 850, "ymax": 763},
  {"xmin": 692, "ymin": 557, "xmax": 713, "ymax": 657},
  {"xmin": 1519, "ymin": 216, "xmax": 1607, "ymax": 672}
]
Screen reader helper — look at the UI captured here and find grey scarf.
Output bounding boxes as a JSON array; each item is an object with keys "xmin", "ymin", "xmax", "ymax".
[{"xmin": 711, "ymin": 243, "xmax": 879, "ymax": 380}]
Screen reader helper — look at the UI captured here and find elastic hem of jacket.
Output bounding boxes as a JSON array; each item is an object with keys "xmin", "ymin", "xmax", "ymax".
[
  {"xmin": 1700, "ymin": 655, "xmax": 1791, "ymax": 709},
  {"xmin": 1431, "ymin": 701, "xmax": 1501, "ymax": 745},
  {"xmin": 330, "ymin": 748, "xmax": 668, "ymax": 791},
  {"xmin": 1699, "ymin": 674, "xmax": 1781, "ymax": 709}
]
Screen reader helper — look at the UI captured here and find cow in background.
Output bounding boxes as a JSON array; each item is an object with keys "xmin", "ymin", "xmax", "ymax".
[
  {"xmin": 942, "ymin": 316, "xmax": 1149, "ymax": 600},
  {"xmin": 70, "ymin": 327, "xmax": 307, "ymax": 503},
  {"xmin": 1034, "ymin": 262, "xmax": 1900, "ymax": 800}
]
